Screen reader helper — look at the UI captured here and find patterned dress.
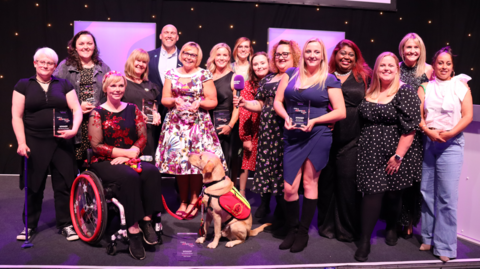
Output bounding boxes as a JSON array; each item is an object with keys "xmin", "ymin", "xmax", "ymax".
[
  {"xmin": 75, "ymin": 67, "xmax": 94, "ymax": 160},
  {"xmin": 356, "ymin": 85, "xmax": 422, "ymax": 194},
  {"xmin": 251, "ymin": 74, "xmax": 284, "ymax": 195},
  {"xmin": 398, "ymin": 62, "xmax": 429, "ymax": 227},
  {"xmin": 239, "ymin": 81, "xmax": 260, "ymax": 171},
  {"xmin": 155, "ymin": 68, "xmax": 226, "ymax": 174}
]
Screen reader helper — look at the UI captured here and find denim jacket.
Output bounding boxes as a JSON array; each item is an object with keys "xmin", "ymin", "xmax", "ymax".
[{"xmin": 53, "ymin": 59, "xmax": 111, "ymax": 144}]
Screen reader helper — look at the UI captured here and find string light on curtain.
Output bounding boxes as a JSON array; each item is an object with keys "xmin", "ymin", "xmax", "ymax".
[
  {"xmin": 70, "ymin": 23, "xmax": 73, "ymax": 26},
  {"xmin": 230, "ymin": 25, "xmax": 233, "ymax": 29},
  {"xmin": 199, "ymin": 25, "xmax": 202, "ymax": 28},
  {"xmin": 468, "ymin": 33, "xmax": 471, "ymax": 37},
  {"xmin": 252, "ymin": 41, "xmax": 256, "ymax": 44},
  {"xmin": 35, "ymin": 3, "xmax": 39, "ymax": 6},
  {"xmin": 345, "ymin": 21, "xmax": 348, "ymax": 24},
  {"xmin": 380, "ymin": 12, "xmax": 383, "ymax": 15},
  {"xmin": 428, "ymin": 20, "xmax": 432, "ymax": 24},
  {"xmin": 85, "ymin": 4, "xmax": 88, "ymax": 8},
  {"xmin": 371, "ymin": 39, "xmax": 374, "ymax": 42},
  {"xmin": 15, "ymin": 32, "xmax": 18, "ymax": 36},
  {"xmin": 179, "ymin": 32, "xmax": 182, "ymax": 35},
  {"xmin": 0, "ymin": 75, "xmax": 3, "ymax": 78},
  {"xmin": 191, "ymin": 7, "xmax": 194, "ymax": 11},
  {"xmin": 108, "ymin": 17, "xmax": 111, "ymax": 20},
  {"xmin": 152, "ymin": 15, "xmax": 156, "ymax": 18},
  {"xmin": 9, "ymin": 144, "xmax": 12, "ymax": 147},
  {"xmin": 47, "ymin": 23, "xmax": 51, "ymax": 27},
  {"xmin": 400, "ymin": 17, "xmax": 402, "ymax": 20},
  {"xmin": 316, "ymin": 7, "xmax": 320, "ymax": 11},
  {"xmin": 255, "ymin": 4, "xmax": 259, "ymax": 7}
]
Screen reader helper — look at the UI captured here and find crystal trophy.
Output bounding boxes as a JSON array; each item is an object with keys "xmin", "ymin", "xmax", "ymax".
[
  {"xmin": 86, "ymin": 97, "xmax": 96, "ymax": 106},
  {"xmin": 53, "ymin": 108, "xmax": 73, "ymax": 136},
  {"xmin": 289, "ymin": 100, "xmax": 310, "ymax": 127},
  {"xmin": 213, "ymin": 110, "xmax": 231, "ymax": 132},
  {"xmin": 176, "ymin": 232, "xmax": 198, "ymax": 260},
  {"xmin": 142, "ymin": 99, "xmax": 157, "ymax": 124}
]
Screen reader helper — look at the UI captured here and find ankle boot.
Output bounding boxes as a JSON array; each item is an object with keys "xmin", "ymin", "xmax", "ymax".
[
  {"xmin": 290, "ymin": 197, "xmax": 317, "ymax": 253},
  {"xmin": 255, "ymin": 193, "xmax": 271, "ymax": 218},
  {"xmin": 354, "ymin": 239, "xmax": 371, "ymax": 262},
  {"xmin": 279, "ymin": 199, "xmax": 299, "ymax": 250}
]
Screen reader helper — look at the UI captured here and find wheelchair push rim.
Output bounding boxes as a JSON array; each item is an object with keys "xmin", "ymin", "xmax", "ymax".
[{"xmin": 70, "ymin": 171, "xmax": 107, "ymax": 244}]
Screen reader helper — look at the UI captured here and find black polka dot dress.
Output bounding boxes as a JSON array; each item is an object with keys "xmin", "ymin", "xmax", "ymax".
[{"xmin": 356, "ymin": 85, "xmax": 422, "ymax": 194}]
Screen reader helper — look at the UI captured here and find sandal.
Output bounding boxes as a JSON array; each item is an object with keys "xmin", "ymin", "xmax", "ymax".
[
  {"xmin": 184, "ymin": 203, "xmax": 199, "ymax": 220},
  {"xmin": 176, "ymin": 202, "xmax": 188, "ymax": 218}
]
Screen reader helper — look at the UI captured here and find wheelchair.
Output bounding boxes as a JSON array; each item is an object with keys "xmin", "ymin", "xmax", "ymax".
[{"xmin": 69, "ymin": 150, "xmax": 163, "ymax": 255}]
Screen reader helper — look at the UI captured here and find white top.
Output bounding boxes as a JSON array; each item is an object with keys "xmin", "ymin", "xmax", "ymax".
[
  {"xmin": 424, "ymin": 74, "xmax": 470, "ymax": 130},
  {"xmin": 158, "ymin": 46, "xmax": 178, "ymax": 85}
]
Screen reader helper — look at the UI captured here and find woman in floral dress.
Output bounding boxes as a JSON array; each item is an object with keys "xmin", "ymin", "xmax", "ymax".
[{"xmin": 155, "ymin": 42, "xmax": 226, "ymax": 219}]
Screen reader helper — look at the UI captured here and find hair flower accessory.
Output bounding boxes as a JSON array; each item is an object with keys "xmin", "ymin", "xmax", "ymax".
[{"xmin": 102, "ymin": 70, "xmax": 123, "ymax": 84}]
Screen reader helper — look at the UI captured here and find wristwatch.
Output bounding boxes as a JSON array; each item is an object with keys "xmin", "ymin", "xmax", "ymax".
[{"xmin": 394, "ymin": 154, "xmax": 403, "ymax": 161}]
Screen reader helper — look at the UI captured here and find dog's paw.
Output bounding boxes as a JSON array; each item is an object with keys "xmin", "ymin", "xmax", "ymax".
[
  {"xmin": 207, "ymin": 242, "xmax": 218, "ymax": 249},
  {"xmin": 225, "ymin": 241, "xmax": 235, "ymax": 248},
  {"xmin": 196, "ymin": 237, "xmax": 205, "ymax": 244}
]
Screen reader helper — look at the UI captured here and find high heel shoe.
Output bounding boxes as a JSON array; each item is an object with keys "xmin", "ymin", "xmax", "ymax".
[
  {"xmin": 185, "ymin": 203, "xmax": 199, "ymax": 220},
  {"xmin": 176, "ymin": 202, "xmax": 188, "ymax": 218}
]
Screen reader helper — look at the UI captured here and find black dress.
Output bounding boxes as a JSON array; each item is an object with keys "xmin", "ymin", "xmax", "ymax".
[
  {"xmin": 356, "ymin": 85, "xmax": 422, "ymax": 194},
  {"xmin": 209, "ymin": 72, "xmax": 241, "ymax": 178},
  {"xmin": 89, "ymin": 104, "xmax": 163, "ymax": 228},
  {"xmin": 122, "ymin": 79, "xmax": 161, "ymax": 158},
  {"xmin": 14, "ymin": 76, "xmax": 77, "ymax": 229},
  {"xmin": 251, "ymin": 73, "xmax": 284, "ymax": 195},
  {"xmin": 398, "ymin": 62, "xmax": 429, "ymax": 227},
  {"xmin": 76, "ymin": 67, "xmax": 94, "ymax": 160},
  {"xmin": 318, "ymin": 73, "xmax": 365, "ymax": 242}
]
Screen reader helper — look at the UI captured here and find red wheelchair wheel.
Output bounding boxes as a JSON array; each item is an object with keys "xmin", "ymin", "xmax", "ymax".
[{"xmin": 70, "ymin": 171, "xmax": 107, "ymax": 244}]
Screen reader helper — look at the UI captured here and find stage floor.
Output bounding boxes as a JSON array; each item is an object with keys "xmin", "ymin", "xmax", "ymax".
[{"xmin": 0, "ymin": 175, "xmax": 479, "ymax": 268}]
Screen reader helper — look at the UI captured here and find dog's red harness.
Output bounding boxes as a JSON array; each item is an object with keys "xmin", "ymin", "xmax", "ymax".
[{"xmin": 203, "ymin": 177, "xmax": 251, "ymax": 225}]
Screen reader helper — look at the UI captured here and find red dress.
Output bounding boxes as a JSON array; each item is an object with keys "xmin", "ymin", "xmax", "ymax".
[{"xmin": 239, "ymin": 81, "xmax": 260, "ymax": 171}]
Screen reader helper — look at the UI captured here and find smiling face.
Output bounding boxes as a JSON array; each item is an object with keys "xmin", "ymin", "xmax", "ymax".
[
  {"xmin": 34, "ymin": 54, "xmax": 57, "ymax": 78},
  {"xmin": 181, "ymin": 46, "xmax": 199, "ymax": 69},
  {"xmin": 237, "ymin": 41, "xmax": 251, "ymax": 61},
  {"xmin": 105, "ymin": 77, "xmax": 126, "ymax": 102},
  {"xmin": 335, "ymin": 45, "xmax": 356, "ymax": 73},
  {"xmin": 133, "ymin": 58, "xmax": 147, "ymax": 77},
  {"xmin": 304, "ymin": 41, "xmax": 323, "ymax": 69},
  {"xmin": 377, "ymin": 55, "xmax": 398, "ymax": 85},
  {"xmin": 75, "ymin": 34, "xmax": 95, "ymax": 61},
  {"xmin": 275, "ymin": 44, "xmax": 294, "ymax": 73},
  {"xmin": 403, "ymin": 39, "xmax": 421, "ymax": 65},
  {"xmin": 252, "ymin": 55, "xmax": 269, "ymax": 78},
  {"xmin": 215, "ymin": 47, "xmax": 230, "ymax": 70},
  {"xmin": 433, "ymin": 52, "xmax": 453, "ymax": 81},
  {"xmin": 160, "ymin": 25, "xmax": 179, "ymax": 50}
]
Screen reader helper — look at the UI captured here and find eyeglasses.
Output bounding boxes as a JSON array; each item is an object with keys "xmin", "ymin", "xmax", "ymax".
[
  {"xmin": 36, "ymin": 60, "xmax": 56, "ymax": 67},
  {"xmin": 183, "ymin": 51, "xmax": 198, "ymax": 58},
  {"xmin": 275, "ymin": 52, "xmax": 291, "ymax": 59}
]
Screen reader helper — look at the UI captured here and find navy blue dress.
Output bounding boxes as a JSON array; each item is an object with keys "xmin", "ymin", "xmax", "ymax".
[{"xmin": 283, "ymin": 68, "xmax": 342, "ymax": 184}]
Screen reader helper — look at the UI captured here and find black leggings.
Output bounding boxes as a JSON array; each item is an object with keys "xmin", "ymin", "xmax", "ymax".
[{"xmin": 359, "ymin": 189, "xmax": 404, "ymax": 243}]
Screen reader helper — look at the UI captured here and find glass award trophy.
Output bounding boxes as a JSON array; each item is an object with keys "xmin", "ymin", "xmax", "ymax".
[
  {"xmin": 213, "ymin": 110, "xmax": 231, "ymax": 133},
  {"xmin": 142, "ymin": 99, "xmax": 157, "ymax": 125},
  {"xmin": 289, "ymin": 100, "xmax": 310, "ymax": 127},
  {"xmin": 86, "ymin": 97, "xmax": 96, "ymax": 106},
  {"xmin": 176, "ymin": 233, "xmax": 198, "ymax": 261},
  {"xmin": 53, "ymin": 108, "xmax": 73, "ymax": 136}
]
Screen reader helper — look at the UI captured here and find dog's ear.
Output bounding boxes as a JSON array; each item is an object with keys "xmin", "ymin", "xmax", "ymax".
[{"xmin": 203, "ymin": 160, "xmax": 215, "ymax": 174}]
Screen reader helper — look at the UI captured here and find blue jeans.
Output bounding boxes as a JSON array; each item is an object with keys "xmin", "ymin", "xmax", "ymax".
[{"xmin": 421, "ymin": 132, "xmax": 464, "ymax": 258}]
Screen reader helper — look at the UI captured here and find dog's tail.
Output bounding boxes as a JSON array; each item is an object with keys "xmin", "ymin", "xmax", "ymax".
[{"xmin": 248, "ymin": 223, "xmax": 272, "ymax": 237}]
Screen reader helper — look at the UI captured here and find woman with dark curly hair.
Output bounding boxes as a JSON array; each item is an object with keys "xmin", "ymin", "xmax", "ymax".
[{"xmin": 54, "ymin": 30, "xmax": 111, "ymax": 168}]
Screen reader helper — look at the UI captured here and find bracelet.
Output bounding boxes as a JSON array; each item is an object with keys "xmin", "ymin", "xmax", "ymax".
[{"xmin": 227, "ymin": 124, "xmax": 233, "ymax": 129}]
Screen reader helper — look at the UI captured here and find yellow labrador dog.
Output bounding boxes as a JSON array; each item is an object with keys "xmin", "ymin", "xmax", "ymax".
[{"xmin": 188, "ymin": 151, "xmax": 270, "ymax": 248}]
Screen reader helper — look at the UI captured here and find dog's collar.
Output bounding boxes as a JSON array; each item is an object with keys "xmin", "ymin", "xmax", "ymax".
[{"xmin": 204, "ymin": 176, "xmax": 226, "ymax": 188}]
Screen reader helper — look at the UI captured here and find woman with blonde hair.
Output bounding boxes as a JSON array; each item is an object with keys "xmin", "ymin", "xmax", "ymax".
[
  {"xmin": 231, "ymin": 37, "xmax": 254, "ymax": 80},
  {"xmin": 273, "ymin": 38, "xmax": 346, "ymax": 252},
  {"xmin": 123, "ymin": 48, "xmax": 161, "ymax": 158},
  {"xmin": 354, "ymin": 52, "xmax": 421, "ymax": 262},
  {"xmin": 156, "ymin": 42, "xmax": 225, "ymax": 219},
  {"xmin": 206, "ymin": 43, "xmax": 241, "ymax": 184},
  {"xmin": 396, "ymin": 32, "xmax": 433, "ymax": 238}
]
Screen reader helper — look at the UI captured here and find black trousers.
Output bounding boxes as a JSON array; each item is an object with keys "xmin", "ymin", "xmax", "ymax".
[
  {"xmin": 22, "ymin": 156, "xmax": 72, "ymax": 230},
  {"xmin": 90, "ymin": 161, "xmax": 163, "ymax": 228}
]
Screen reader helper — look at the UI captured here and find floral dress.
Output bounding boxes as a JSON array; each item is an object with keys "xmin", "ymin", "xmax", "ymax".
[
  {"xmin": 239, "ymin": 81, "xmax": 260, "ymax": 171},
  {"xmin": 251, "ymin": 74, "xmax": 284, "ymax": 195},
  {"xmin": 75, "ymin": 67, "xmax": 94, "ymax": 160},
  {"xmin": 155, "ymin": 68, "xmax": 226, "ymax": 174}
]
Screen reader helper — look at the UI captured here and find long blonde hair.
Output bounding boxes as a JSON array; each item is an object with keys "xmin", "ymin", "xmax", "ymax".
[
  {"xmin": 233, "ymin": 37, "xmax": 254, "ymax": 63},
  {"xmin": 398, "ymin": 33, "xmax": 427, "ymax": 78},
  {"xmin": 295, "ymin": 38, "xmax": 328, "ymax": 90},
  {"xmin": 206, "ymin": 43, "xmax": 232, "ymax": 74},
  {"xmin": 366, "ymin": 52, "xmax": 400, "ymax": 99},
  {"xmin": 124, "ymin": 48, "xmax": 150, "ymax": 81}
]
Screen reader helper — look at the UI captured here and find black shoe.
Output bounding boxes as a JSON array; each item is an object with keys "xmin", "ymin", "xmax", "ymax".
[
  {"xmin": 354, "ymin": 241, "xmax": 371, "ymax": 262},
  {"xmin": 255, "ymin": 193, "xmax": 271, "ymax": 218},
  {"xmin": 385, "ymin": 228, "xmax": 398, "ymax": 246},
  {"xmin": 279, "ymin": 199, "xmax": 299, "ymax": 250},
  {"xmin": 139, "ymin": 220, "xmax": 158, "ymax": 245},
  {"xmin": 128, "ymin": 232, "xmax": 146, "ymax": 260},
  {"xmin": 290, "ymin": 197, "xmax": 317, "ymax": 253}
]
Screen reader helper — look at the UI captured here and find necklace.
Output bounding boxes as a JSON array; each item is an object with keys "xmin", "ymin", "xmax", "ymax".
[
  {"xmin": 334, "ymin": 70, "xmax": 352, "ymax": 77},
  {"xmin": 36, "ymin": 78, "xmax": 52, "ymax": 84}
]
